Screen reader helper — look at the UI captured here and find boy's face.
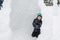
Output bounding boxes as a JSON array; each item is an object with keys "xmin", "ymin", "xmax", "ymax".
[{"xmin": 37, "ymin": 16, "xmax": 42, "ymax": 20}]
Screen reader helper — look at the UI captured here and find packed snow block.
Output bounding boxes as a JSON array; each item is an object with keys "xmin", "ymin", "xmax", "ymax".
[
  {"xmin": 10, "ymin": 0, "xmax": 40, "ymax": 40},
  {"xmin": 38, "ymin": 1, "xmax": 53, "ymax": 40},
  {"xmin": 0, "ymin": 0, "xmax": 13, "ymax": 40}
]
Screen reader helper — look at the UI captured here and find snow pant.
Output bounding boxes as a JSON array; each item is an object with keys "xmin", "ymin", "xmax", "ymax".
[{"xmin": 32, "ymin": 29, "xmax": 41, "ymax": 37}]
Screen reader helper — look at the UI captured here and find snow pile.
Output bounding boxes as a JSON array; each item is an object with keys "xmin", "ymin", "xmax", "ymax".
[
  {"xmin": 37, "ymin": 0, "xmax": 60, "ymax": 40},
  {"xmin": 0, "ymin": 0, "xmax": 13, "ymax": 40}
]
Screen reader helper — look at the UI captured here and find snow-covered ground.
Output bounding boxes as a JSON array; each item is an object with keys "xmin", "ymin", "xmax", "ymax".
[
  {"xmin": 10, "ymin": 0, "xmax": 39, "ymax": 40},
  {"xmin": 0, "ymin": 0, "xmax": 13, "ymax": 40},
  {"xmin": 37, "ymin": 0, "xmax": 60, "ymax": 40},
  {"xmin": 38, "ymin": 0, "xmax": 53, "ymax": 40},
  {"xmin": 0, "ymin": 0, "xmax": 60, "ymax": 40}
]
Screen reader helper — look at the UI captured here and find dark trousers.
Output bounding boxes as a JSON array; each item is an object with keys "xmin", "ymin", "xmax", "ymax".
[{"xmin": 32, "ymin": 29, "xmax": 41, "ymax": 37}]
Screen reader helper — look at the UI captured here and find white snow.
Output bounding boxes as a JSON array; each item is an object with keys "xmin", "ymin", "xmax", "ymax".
[
  {"xmin": 10, "ymin": 0, "xmax": 39, "ymax": 40},
  {"xmin": 0, "ymin": 0, "xmax": 60, "ymax": 40},
  {"xmin": 0, "ymin": 0, "xmax": 13, "ymax": 40},
  {"xmin": 37, "ymin": 0, "xmax": 60, "ymax": 40}
]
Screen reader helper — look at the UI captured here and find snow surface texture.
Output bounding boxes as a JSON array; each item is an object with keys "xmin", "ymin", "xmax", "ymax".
[
  {"xmin": 10, "ymin": 0, "xmax": 40, "ymax": 40},
  {"xmin": 38, "ymin": 0, "xmax": 53, "ymax": 40},
  {"xmin": 0, "ymin": 0, "xmax": 13, "ymax": 40},
  {"xmin": 0, "ymin": 0, "xmax": 60, "ymax": 40},
  {"xmin": 37, "ymin": 0, "xmax": 60, "ymax": 40}
]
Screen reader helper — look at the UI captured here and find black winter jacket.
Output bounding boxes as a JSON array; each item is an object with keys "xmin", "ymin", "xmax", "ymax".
[{"xmin": 32, "ymin": 18, "xmax": 42, "ymax": 29}]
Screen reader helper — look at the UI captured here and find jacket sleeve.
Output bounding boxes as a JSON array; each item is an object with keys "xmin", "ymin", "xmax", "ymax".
[
  {"xmin": 32, "ymin": 19, "xmax": 36, "ymax": 27},
  {"xmin": 39, "ymin": 21, "xmax": 42, "ymax": 27}
]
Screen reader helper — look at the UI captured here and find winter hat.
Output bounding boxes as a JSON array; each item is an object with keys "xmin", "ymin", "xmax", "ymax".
[{"xmin": 37, "ymin": 13, "xmax": 42, "ymax": 17}]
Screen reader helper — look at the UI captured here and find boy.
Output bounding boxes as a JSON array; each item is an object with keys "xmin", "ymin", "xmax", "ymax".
[{"xmin": 32, "ymin": 13, "xmax": 42, "ymax": 38}]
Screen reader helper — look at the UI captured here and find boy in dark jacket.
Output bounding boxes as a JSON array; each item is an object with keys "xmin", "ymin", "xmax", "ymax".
[{"xmin": 32, "ymin": 13, "xmax": 42, "ymax": 38}]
